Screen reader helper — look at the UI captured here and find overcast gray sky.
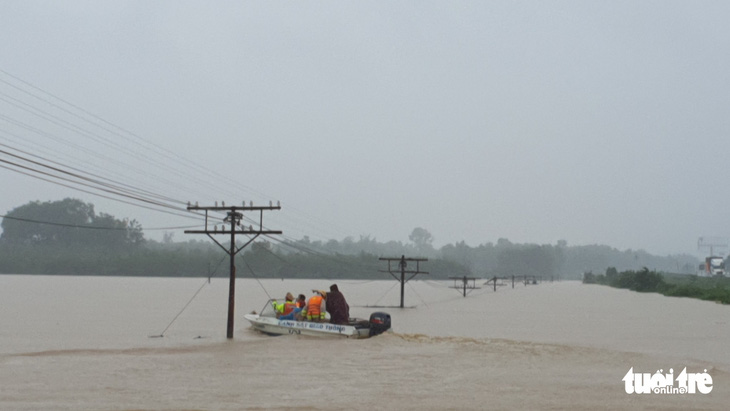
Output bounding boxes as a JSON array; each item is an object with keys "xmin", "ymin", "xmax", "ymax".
[{"xmin": 1, "ymin": 1, "xmax": 729, "ymax": 257}]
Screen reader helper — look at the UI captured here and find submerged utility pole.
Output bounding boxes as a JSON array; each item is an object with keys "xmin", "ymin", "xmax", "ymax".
[
  {"xmin": 185, "ymin": 201, "xmax": 281, "ymax": 339},
  {"xmin": 379, "ymin": 255, "xmax": 428, "ymax": 308},
  {"xmin": 449, "ymin": 276, "xmax": 480, "ymax": 297}
]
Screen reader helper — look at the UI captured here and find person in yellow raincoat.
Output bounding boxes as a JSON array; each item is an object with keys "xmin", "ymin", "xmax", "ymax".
[{"xmin": 272, "ymin": 292, "xmax": 297, "ymax": 318}]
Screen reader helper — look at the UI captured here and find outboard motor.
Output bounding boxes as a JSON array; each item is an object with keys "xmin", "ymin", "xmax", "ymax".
[{"xmin": 368, "ymin": 312, "xmax": 391, "ymax": 337}]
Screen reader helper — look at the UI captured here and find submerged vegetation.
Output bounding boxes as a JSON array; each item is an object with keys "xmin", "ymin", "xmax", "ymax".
[{"xmin": 583, "ymin": 267, "xmax": 730, "ymax": 304}]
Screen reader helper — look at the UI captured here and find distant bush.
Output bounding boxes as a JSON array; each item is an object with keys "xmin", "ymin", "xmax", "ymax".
[
  {"xmin": 703, "ymin": 287, "xmax": 730, "ymax": 304},
  {"xmin": 584, "ymin": 267, "xmax": 730, "ymax": 304},
  {"xmin": 582, "ymin": 271, "xmax": 597, "ymax": 284}
]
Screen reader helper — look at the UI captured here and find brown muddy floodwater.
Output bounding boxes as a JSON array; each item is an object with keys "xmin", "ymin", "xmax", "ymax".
[{"xmin": 0, "ymin": 275, "xmax": 727, "ymax": 410}]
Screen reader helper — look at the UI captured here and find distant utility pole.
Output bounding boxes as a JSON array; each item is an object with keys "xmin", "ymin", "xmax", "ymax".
[
  {"xmin": 379, "ymin": 255, "xmax": 428, "ymax": 308},
  {"xmin": 698, "ymin": 236, "xmax": 729, "ymax": 257},
  {"xmin": 185, "ymin": 201, "xmax": 281, "ymax": 339},
  {"xmin": 449, "ymin": 276, "xmax": 480, "ymax": 297}
]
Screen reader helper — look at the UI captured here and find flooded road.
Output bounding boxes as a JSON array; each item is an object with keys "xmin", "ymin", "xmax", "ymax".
[{"xmin": 0, "ymin": 275, "xmax": 727, "ymax": 410}]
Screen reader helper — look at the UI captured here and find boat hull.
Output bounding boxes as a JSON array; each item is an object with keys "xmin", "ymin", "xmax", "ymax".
[{"xmin": 244, "ymin": 314, "xmax": 374, "ymax": 339}]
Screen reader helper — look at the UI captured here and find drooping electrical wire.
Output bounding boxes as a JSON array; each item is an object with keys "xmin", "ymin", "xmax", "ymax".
[
  {"xmin": 0, "ymin": 213, "xmax": 199, "ymax": 232},
  {"xmin": 0, "ymin": 162, "xmax": 201, "ymax": 221},
  {"xmin": 0, "ymin": 68, "xmax": 368, "ymax": 245}
]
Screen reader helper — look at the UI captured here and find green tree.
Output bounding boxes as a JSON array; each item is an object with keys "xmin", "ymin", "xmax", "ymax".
[
  {"xmin": 409, "ymin": 227, "xmax": 434, "ymax": 255},
  {"xmin": 0, "ymin": 198, "xmax": 144, "ymax": 248}
]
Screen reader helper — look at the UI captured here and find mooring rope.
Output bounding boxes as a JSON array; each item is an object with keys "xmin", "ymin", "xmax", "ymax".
[{"xmin": 149, "ymin": 254, "xmax": 227, "ymax": 338}]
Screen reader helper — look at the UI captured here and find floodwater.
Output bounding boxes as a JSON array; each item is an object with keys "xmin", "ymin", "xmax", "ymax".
[{"xmin": 0, "ymin": 275, "xmax": 728, "ymax": 410}]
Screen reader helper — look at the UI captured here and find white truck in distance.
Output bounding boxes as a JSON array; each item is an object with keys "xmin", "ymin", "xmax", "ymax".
[{"xmin": 700, "ymin": 256, "xmax": 725, "ymax": 277}]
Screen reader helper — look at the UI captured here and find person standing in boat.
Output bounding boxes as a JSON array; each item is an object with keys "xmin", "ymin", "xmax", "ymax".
[
  {"xmin": 272, "ymin": 292, "xmax": 297, "ymax": 318},
  {"xmin": 326, "ymin": 284, "xmax": 349, "ymax": 325}
]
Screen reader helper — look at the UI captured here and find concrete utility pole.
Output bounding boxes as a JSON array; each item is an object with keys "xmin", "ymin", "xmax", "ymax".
[
  {"xmin": 698, "ymin": 236, "xmax": 729, "ymax": 257},
  {"xmin": 379, "ymin": 255, "xmax": 428, "ymax": 308},
  {"xmin": 449, "ymin": 276, "xmax": 480, "ymax": 297},
  {"xmin": 185, "ymin": 201, "xmax": 281, "ymax": 339}
]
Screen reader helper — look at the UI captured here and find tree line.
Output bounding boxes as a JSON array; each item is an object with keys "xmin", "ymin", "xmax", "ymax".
[
  {"xmin": 0, "ymin": 198, "xmax": 700, "ymax": 279},
  {"xmin": 583, "ymin": 267, "xmax": 730, "ymax": 304}
]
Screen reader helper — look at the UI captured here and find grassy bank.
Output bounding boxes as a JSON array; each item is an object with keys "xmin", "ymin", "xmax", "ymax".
[{"xmin": 583, "ymin": 267, "xmax": 730, "ymax": 304}]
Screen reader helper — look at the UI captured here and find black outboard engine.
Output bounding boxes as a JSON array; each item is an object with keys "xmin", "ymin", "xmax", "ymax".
[{"xmin": 368, "ymin": 312, "xmax": 391, "ymax": 337}]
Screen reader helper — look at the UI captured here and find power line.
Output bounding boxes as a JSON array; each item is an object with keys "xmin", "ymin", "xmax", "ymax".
[
  {"xmin": 0, "ymin": 163, "xmax": 201, "ymax": 221},
  {"xmin": 0, "ymin": 154, "xmax": 184, "ymax": 213},
  {"xmin": 0, "ymin": 114, "xmax": 213, "ymax": 201},
  {"xmin": 262, "ymin": 234, "xmax": 385, "ymax": 276},
  {"xmin": 0, "ymin": 214, "xmax": 199, "ymax": 232},
  {"xmin": 0, "ymin": 69, "xmax": 359, "ymax": 243},
  {"xmin": 0, "ymin": 69, "xmax": 367, "ymax": 245},
  {"xmin": 0, "ymin": 146, "xmax": 186, "ymax": 209},
  {"xmin": 0, "ymin": 141, "xmax": 186, "ymax": 206},
  {"xmin": 0, "ymin": 71, "xmax": 263, "ymax": 202}
]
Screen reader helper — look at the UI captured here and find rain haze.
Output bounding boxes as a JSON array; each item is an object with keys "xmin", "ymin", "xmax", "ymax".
[{"xmin": 1, "ymin": 1, "xmax": 729, "ymax": 257}]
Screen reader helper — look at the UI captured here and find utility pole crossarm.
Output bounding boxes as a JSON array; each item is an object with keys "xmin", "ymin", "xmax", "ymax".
[
  {"xmin": 185, "ymin": 201, "xmax": 281, "ymax": 339},
  {"xmin": 378, "ymin": 255, "xmax": 428, "ymax": 308},
  {"xmin": 184, "ymin": 230, "xmax": 283, "ymax": 234},
  {"xmin": 449, "ymin": 276, "xmax": 481, "ymax": 297},
  {"xmin": 187, "ymin": 205, "xmax": 282, "ymax": 211}
]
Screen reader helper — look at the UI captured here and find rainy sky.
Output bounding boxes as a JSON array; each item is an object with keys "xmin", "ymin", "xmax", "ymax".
[{"xmin": 1, "ymin": 1, "xmax": 729, "ymax": 256}]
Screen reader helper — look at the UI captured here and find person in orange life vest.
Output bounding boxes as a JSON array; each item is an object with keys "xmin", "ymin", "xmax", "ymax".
[
  {"xmin": 278, "ymin": 296, "xmax": 306, "ymax": 321},
  {"xmin": 276, "ymin": 294, "xmax": 308, "ymax": 321},
  {"xmin": 302, "ymin": 290, "xmax": 327, "ymax": 322},
  {"xmin": 272, "ymin": 292, "xmax": 297, "ymax": 318},
  {"xmin": 296, "ymin": 294, "xmax": 306, "ymax": 309}
]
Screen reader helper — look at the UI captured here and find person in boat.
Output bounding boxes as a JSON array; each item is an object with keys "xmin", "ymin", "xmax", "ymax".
[
  {"xmin": 272, "ymin": 292, "xmax": 297, "ymax": 318},
  {"xmin": 274, "ymin": 294, "xmax": 308, "ymax": 321},
  {"xmin": 326, "ymin": 284, "xmax": 349, "ymax": 325},
  {"xmin": 296, "ymin": 294, "xmax": 307, "ymax": 309},
  {"xmin": 278, "ymin": 305, "xmax": 304, "ymax": 321},
  {"xmin": 279, "ymin": 293, "xmax": 314, "ymax": 321},
  {"xmin": 302, "ymin": 290, "xmax": 327, "ymax": 322}
]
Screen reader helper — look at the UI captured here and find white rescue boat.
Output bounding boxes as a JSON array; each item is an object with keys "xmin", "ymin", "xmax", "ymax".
[{"xmin": 244, "ymin": 299, "xmax": 391, "ymax": 339}]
